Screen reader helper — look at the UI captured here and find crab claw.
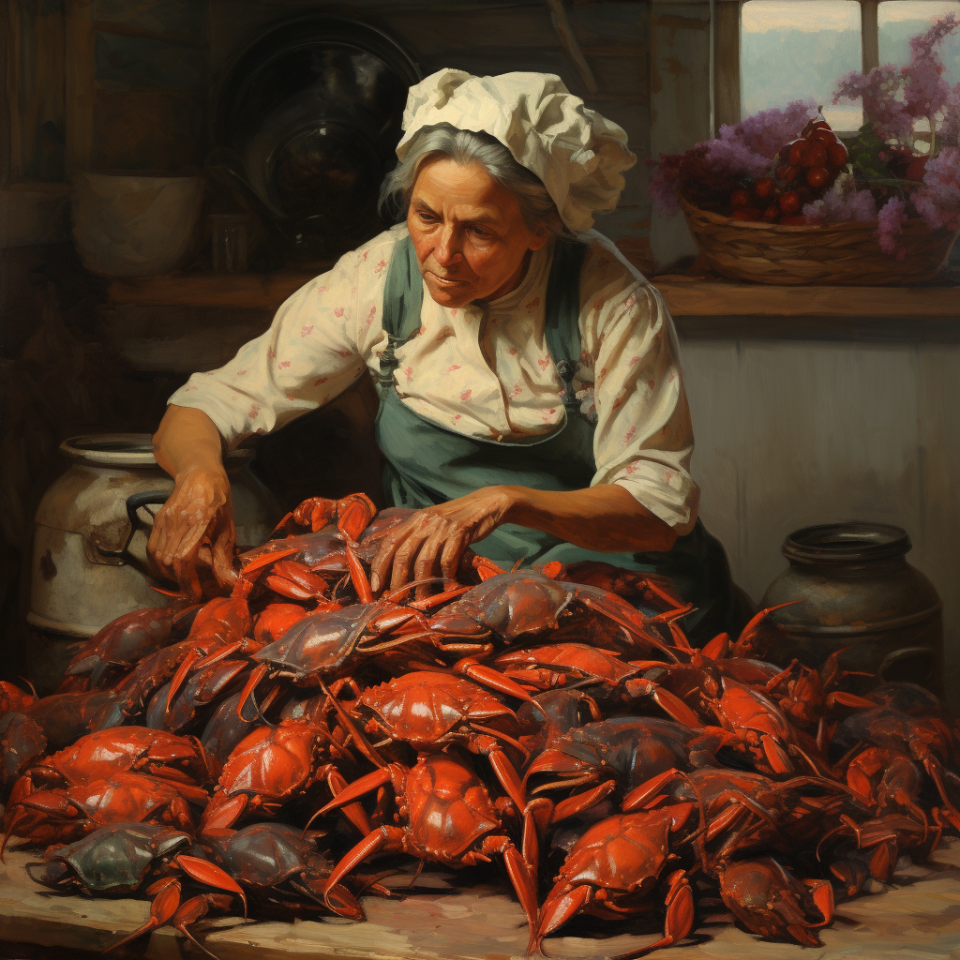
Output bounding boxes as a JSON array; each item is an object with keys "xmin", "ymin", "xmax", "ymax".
[
  {"xmin": 336, "ymin": 494, "xmax": 377, "ymax": 543},
  {"xmin": 102, "ymin": 879, "xmax": 181, "ymax": 954},
  {"xmin": 452, "ymin": 658, "xmax": 535, "ymax": 703},
  {"xmin": 175, "ymin": 854, "xmax": 248, "ymax": 918}
]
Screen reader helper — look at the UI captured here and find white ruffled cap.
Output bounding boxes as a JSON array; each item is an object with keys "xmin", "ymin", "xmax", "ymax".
[{"xmin": 396, "ymin": 69, "xmax": 637, "ymax": 233}]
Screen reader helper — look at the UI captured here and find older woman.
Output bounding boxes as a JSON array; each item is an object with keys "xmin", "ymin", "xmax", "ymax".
[{"xmin": 149, "ymin": 70, "xmax": 740, "ymax": 642}]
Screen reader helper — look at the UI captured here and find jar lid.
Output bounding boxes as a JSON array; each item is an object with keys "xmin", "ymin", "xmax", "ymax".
[
  {"xmin": 782, "ymin": 521, "xmax": 911, "ymax": 564},
  {"xmin": 60, "ymin": 434, "xmax": 255, "ymax": 468}
]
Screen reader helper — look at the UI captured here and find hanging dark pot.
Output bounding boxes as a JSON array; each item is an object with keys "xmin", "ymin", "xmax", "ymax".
[
  {"xmin": 759, "ymin": 522, "xmax": 944, "ymax": 695},
  {"xmin": 211, "ymin": 16, "xmax": 421, "ymax": 262}
]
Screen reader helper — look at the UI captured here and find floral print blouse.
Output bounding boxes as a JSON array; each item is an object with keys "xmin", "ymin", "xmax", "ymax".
[{"xmin": 169, "ymin": 224, "xmax": 699, "ymax": 532}]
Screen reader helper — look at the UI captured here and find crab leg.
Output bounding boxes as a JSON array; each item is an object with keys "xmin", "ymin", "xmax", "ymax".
[{"xmin": 102, "ymin": 879, "xmax": 181, "ymax": 954}]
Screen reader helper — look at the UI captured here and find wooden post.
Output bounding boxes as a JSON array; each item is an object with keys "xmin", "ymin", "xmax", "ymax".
[
  {"xmin": 64, "ymin": 0, "xmax": 95, "ymax": 175},
  {"xmin": 714, "ymin": 0, "xmax": 741, "ymax": 132},
  {"xmin": 861, "ymin": 0, "xmax": 880, "ymax": 74},
  {"xmin": 649, "ymin": 0, "xmax": 712, "ymax": 268}
]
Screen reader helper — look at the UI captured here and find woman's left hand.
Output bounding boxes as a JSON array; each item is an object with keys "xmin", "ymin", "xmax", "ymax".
[{"xmin": 370, "ymin": 486, "xmax": 515, "ymax": 593}]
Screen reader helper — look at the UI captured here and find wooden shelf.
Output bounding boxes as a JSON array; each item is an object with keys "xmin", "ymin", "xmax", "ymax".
[
  {"xmin": 107, "ymin": 269, "xmax": 960, "ymax": 342},
  {"xmin": 654, "ymin": 274, "xmax": 960, "ymax": 318},
  {"xmin": 108, "ymin": 272, "xmax": 318, "ymax": 309}
]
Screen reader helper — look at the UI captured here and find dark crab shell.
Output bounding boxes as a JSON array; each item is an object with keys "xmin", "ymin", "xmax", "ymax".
[
  {"xmin": 33, "ymin": 823, "xmax": 191, "ymax": 894},
  {"xmin": 430, "ymin": 571, "xmax": 574, "ymax": 641},
  {"xmin": 253, "ymin": 605, "xmax": 377, "ymax": 679},
  {"xmin": 198, "ymin": 823, "xmax": 329, "ymax": 890}
]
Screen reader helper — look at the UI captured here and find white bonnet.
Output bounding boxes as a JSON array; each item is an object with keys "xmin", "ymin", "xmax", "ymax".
[{"xmin": 396, "ymin": 69, "xmax": 637, "ymax": 233}]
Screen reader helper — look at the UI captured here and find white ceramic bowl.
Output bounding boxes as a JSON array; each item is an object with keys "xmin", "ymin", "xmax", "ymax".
[{"xmin": 72, "ymin": 172, "xmax": 203, "ymax": 277}]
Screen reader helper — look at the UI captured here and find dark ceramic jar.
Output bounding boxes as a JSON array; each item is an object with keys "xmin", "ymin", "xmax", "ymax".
[{"xmin": 759, "ymin": 522, "xmax": 943, "ymax": 695}]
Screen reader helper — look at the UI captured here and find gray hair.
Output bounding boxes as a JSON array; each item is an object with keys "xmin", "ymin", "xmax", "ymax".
[{"xmin": 379, "ymin": 124, "xmax": 567, "ymax": 236}]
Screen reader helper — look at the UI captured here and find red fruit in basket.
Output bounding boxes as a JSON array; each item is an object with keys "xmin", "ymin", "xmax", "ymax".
[
  {"xmin": 754, "ymin": 177, "xmax": 775, "ymax": 200},
  {"xmin": 778, "ymin": 164, "xmax": 799, "ymax": 183},
  {"xmin": 827, "ymin": 141, "xmax": 849, "ymax": 167},
  {"xmin": 779, "ymin": 190, "xmax": 802, "ymax": 215},
  {"xmin": 730, "ymin": 188, "xmax": 751, "ymax": 209},
  {"xmin": 812, "ymin": 127, "xmax": 839, "ymax": 145},
  {"xmin": 732, "ymin": 207, "xmax": 762, "ymax": 222},
  {"xmin": 905, "ymin": 157, "xmax": 928, "ymax": 181},
  {"xmin": 780, "ymin": 215, "xmax": 808, "ymax": 226},
  {"xmin": 761, "ymin": 204, "xmax": 780, "ymax": 223},
  {"xmin": 789, "ymin": 140, "xmax": 808, "ymax": 166},
  {"xmin": 806, "ymin": 166, "xmax": 831, "ymax": 189},
  {"xmin": 804, "ymin": 142, "xmax": 828, "ymax": 168},
  {"xmin": 802, "ymin": 117, "xmax": 832, "ymax": 138}
]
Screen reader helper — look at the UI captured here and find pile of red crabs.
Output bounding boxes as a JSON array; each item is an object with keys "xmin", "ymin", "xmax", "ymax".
[{"xmin": 1, "ymin": 493, "xmax": 958, "ymax": 959}]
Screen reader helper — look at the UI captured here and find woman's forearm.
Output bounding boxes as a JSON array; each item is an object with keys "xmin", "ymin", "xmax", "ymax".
[
  {"xmin": 153, "ymin": 405, "xmax": 226, "ymax": 478},
  {"xmin": 503, "ymin": 483, "xmax": 679, "ymax": 553}
]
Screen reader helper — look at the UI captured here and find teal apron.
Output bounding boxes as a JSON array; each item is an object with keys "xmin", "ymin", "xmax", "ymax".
[{"xmin": 372, "ymin": 236, "xmax": 741, "ymax": 645}]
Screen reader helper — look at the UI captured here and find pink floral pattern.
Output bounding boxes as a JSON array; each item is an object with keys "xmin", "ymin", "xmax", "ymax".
[{"xmin": 167, "ymin": 228, "xmax": 697, "ymax": 532}]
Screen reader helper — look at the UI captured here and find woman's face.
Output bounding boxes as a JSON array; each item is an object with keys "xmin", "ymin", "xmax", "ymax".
[{"xmin": 407, "ymin": 157, "xmax": 549, "ymax": 309}]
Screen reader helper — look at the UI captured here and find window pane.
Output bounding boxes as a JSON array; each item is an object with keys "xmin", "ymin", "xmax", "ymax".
[
  {"xmin": 878, "ymin": 1, "xmax": 960, "ymax": 85},
  {"xmin": 741, "ymin": 0, "xmax": 863, "ymax": 131}
]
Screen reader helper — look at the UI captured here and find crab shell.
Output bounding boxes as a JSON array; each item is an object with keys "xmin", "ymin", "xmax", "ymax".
[
  {"xmin": 34, "ymin": 823, "xmax": 191, "ymax": 895},
  {"xmin": 253, "ymin": 605, "xmax": 376, "ymax": 680},
  {"xmin": 199, "ymin": 823, "xmax": 328, "ymax": 890},
  {"xmin": 359, "ymin": 673, "xmax": 518, "ymax": 749},
  {"xmin": 542, "ymin": 804, "xmax": 695, "ymax": 920}
]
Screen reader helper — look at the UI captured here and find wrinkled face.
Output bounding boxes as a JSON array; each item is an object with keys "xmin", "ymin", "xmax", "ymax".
[{"xmin": 407, "ymin": 157, "xmax": 549, "ymax": 308}]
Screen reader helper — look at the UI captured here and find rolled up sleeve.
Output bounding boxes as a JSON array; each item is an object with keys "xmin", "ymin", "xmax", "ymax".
[
  {"xmin": 589, "ymin": 282, "xmax": 699, "ymax": 534},
  {"xmin": 168, "ymin": 253, "xmax": 368, "ymax": 448}
]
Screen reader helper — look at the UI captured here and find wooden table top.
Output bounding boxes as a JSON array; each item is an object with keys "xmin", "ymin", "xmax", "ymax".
[{"xmin": 2, "ymin": 838, "xmax": 960, "ymax": 959}]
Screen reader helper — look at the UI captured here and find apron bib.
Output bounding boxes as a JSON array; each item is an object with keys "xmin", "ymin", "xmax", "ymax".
[{"xmin": 373, "ymin": 236, "xmax": 740, "ymax": 644}]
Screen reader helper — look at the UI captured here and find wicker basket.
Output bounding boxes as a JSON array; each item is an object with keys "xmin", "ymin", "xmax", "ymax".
[{"xmin": 680, "ymin": 197, "xmax": 959, "ymax": 285}]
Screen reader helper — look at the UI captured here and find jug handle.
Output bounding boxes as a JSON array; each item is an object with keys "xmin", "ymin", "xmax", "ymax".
[
  {"xmin": 877, "ymin": 646, "xmax": 936, "ymax": 684},
  {"xmin": 95, "ymin": 491, "xmax": 169, "ymax": 566}
]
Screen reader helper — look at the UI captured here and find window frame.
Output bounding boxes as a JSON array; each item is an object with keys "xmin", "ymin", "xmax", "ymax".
[{"xmin": 718, "ymin": 0, "xmax": 948, "ymax": 134}]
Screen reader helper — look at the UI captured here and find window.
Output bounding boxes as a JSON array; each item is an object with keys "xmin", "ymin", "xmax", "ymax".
[
  {"xmin": 742, "ymin": 1, "xmax": 863, "ymax": 130},
  {"xmin": 733, "ymin": 0, "xmax": 960, "ymax": 134}
]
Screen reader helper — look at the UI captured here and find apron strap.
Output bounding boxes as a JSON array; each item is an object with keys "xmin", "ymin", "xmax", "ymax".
[
  {"xmin": 378, "ymin": 233, "xmax": 588, "ymax": 410},
  {"xmin": 377, "ymin": 235, "xmax": 424, "ymax": 398},
  {"xmin": 544, "ymin": 238, "xmax": 589, "ymax": 413}
]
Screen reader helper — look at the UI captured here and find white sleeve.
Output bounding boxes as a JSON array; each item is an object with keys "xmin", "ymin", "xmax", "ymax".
[
  {"xmin": 167, "ymin": 245, "xmax": 383, "ymax": 448},
  {"xmin": 585, "ymin": 274, "xmax": 700, "ymax": 534}
]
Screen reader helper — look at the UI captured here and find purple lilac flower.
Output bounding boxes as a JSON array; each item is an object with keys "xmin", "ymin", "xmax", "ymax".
[
  {"xmin": 648, "ymin": 156, "xmax": 682, "ymax": 217},
  {"xmin": 716, "ymin": 100, "xmax": 817, "ymax": 159},
  {"xmin": 803, "ymin": 187, "xmax": 878, "ymax": 224},
  {"xmin": 939, "ymin": 82, "xmax": 960, "ymax": 148},
  {"xmin": 913, "ymin": 146, "xmax": 960, "ymax": 231},
  {"xmin": 875, "ymin": 197, "xmax": 909, "ymax": 258},
  {"xmin": 834, "ymin": 65, "xmax": 914, "ymax": 143}
]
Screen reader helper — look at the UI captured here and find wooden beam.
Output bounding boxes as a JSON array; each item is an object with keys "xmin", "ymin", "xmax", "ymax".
[
  {"xmin": 861, "ymin": 0, "xmax": 880, "ymax": 73},
  {"xmin": 714, "ymin": 0, "xmax": 740, "ymax": 131},
  {"xmin": 64, "ymin": 0, "xmax": 95, "ymax": 175},
  {"xmin": 545, "ymin": 0, "xmax": 600, "ymax": 94}
]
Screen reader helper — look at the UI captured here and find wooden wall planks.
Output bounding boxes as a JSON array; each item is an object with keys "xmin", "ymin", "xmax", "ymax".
[
  {"xmin": 649, "ymin": 0, "xmax": 710, "ymax": 267},
  {"xmin": 683, "ymin": 337, "xmax": 960, "ymax": 708},
  {"xmin": 915, "ymin": 344, "xmax": 960, "ymax": 698},
  {"xmin": 206, "ymin": 0, "xmax": 654, "ymax": 260}
]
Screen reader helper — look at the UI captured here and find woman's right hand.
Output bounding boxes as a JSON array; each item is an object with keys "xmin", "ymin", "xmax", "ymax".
[{"xmin": 147, "ymin": 465, "xmax": 238, "ymax": 600}]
